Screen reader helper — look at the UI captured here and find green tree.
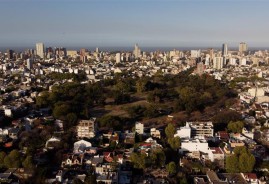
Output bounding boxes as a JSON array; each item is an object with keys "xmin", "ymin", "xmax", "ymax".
[
  {"xmin": 225, "ymin": 146, "xmax": 255, "ymax": 173},
  {"xmin": 66, "ymin": 113, "xmax": 78, "ymax": 128},
  {"xmin": 0, "ymin": 152, "xmax": 6, "ymax": 168},
  {"xmin": 227, "ymin": 121, "xmax": 244, "ymax": 133},
  {"xmin": 149, "ymin": 149, "xmax": 166, "ymax": 168},
  {"xmin": 166, "ymin": 161, "xmax": 177, "ymax": 175},
  {"xmin": 168, "ymin": 137, "xmax": 181, "ymax": 150},
  {"xmin": 130, "ymin": 152, "xmax": 147, "ymax": 169},
  {"xmin": 239, "ymin": 152, "xmax": 255, "ymax": 173},
  {"xmin": 36, "ymin": 91, "xmax": 50, "ymax": 107},
  {"xmin": 4, "ymin": 150, "xmax": 21, "ymax": 168},
  {"xmin": 22, "ymin": 156, "xmax": 34, "ymax": 170},
  {"xmin": 226, "ymin": 155, "xmax": 239, "ymax": 173},
  {"xmin": 165, "ymin": 123, "xmax": 176, "ymax": 139},
  {"xmin": 136, "ymin": 79, "xmax": 147, "ymax": 93},
  {"xmin": 53, "ymin": 103, "xmax": 71, "ymax": 119}
]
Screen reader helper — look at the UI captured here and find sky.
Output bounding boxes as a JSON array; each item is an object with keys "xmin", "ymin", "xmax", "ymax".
[{"xmin": 0, "ymin": 0, "xmax": 269, "ymax": 49}]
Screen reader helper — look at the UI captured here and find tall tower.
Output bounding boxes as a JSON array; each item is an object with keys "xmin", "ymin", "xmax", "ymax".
[
  {"xmin": 36, "ymin": 43, "xmax": 44, "ymax": 59},
  {"xmin": 213, "ymin": 57, "xmax": 224, "ymax": 70},
  {"xmin": 133, "ymin": 44, "xmax": 141, "ymax": 58},
  {"xmin": 6, "ymin": 49, "xmax": 14, "ymax": 60},
  {"xmin": 239, "ymin": 42, "xmax": 248, "ymax": 53},
  {"xmin": 116, "ymin": 53, "xmax": 121, "ymax": 63},
  {"xmin": 80, "ymin": 48, "xmax": 87, "ymax": 62},
  {"xmin": 27, "ymin": 58, "xmax": 33, "ymax": 70},
  {"xmin": 222, "ymin": 43, "xmax": 228, "ymax": 56}
]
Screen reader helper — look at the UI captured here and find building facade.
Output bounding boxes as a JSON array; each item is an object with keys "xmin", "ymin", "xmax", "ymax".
[
  {"xmin": 77, "ymin": 118, "xmax": 97, "ymax": 138},
  {"xmin": 36, "ymin": 43, "xmax": 44, "ymax": 59}
]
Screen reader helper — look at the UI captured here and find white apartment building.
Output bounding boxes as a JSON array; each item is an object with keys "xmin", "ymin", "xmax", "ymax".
[
  {"xmin": 213, "ymin": 57, "xmax": 224, "ymax": 70},
  {"xmin": 174, "ymin": 123, "xmax": 191, "ymax": 139},
  {"xmin": 77, "ymin": 118, "xmax": 97, "ymax": 139},
  {"xmin": 175, "ymin": 122, "xmax": 213, "ymax": 139},
  {"xmin": 188, "ymin": 121, "xmax": 214, "ymax": 137},
  {"xmin": 36, "ymin": 42, "xmax": 44, "ymax": 59},
  {"xmin": 208, "ymin": 147, "xmax": 224, "ymax": 162},
  {"xmin": 191, "ymin": 50, "xmax": 201, "ymax": 58},
  {"xmin": 239, "ymin": 42, "xmax": 248, "ymax": 53},
  {"xmin": 116, "ymin": 53, "xmax": 121, "ymax": 63},
  {"xmin": 135, "ymin": 122, "xmax": 144, "ymax": 135},
  {"xmin": 180, "ymin": 138, "xmax": 209, "ymax": 154}
]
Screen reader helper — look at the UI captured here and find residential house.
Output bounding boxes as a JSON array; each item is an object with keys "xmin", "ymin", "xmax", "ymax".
[
  {"xmin": 73, "ymin": 139, "xmax": 92, "ymax": 153},
  {"xmin": 208, "ymin": 147, "xmax": 224, "ymax": 162},
  {"xmin": 241, "ymin": 173, "xmax": 259, "ymax": 184},
  {"xmin": 8, "ymin": 127, "xmax": 20, "ymax": 139},
  {"xmin": 61, "ymin": 154, "xmax": 84, "ymax": 167},
  {"xmin": 150, "ymin": 128, "xmax": 161, "ymax": 139},
  {"xmin": 215, "ymin": 131, "xmax": 230, "ymax": 142}
]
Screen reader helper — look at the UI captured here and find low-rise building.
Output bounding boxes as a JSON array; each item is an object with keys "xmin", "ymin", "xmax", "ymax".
[
  {"xmin": 180, "ymin": 138, "xmax": 209, "ymax": 154},
  {"xmin": 135, "ymin": 122, "xmax": 144, "ymax": 135},
  {"xmin": 208, "ymin": 147, "xmax": 225, "ymax": 167}
]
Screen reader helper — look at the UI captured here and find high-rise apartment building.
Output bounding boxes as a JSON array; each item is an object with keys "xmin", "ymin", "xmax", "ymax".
[
  {"xmin": 213, "ymin": 57, "xmax": 224, "ymax": 69},
  {"xmin": 36, "ymin": 43, "xmax": 44, "ymax": 59},
  {"xmin": 80, "ymin": 48, "xmax": 87, "ymax": 62},
  {"xmin": 222, "ymin": 43, "xmax": 228, "ymax": 56},
  {"xmin": 239, "ymin": 42, "xmax": 248, "ymax": 53},
  {"xmin": 209, "ymin": 48, "xmax": 214, "ymax": 60},
  {"xmin": 27, "ymin": 58, "xmax": 33, "ymax": 70},
  {"xmin": 116, "ymin": 53, "xmax": 121, "ymax": 63},
  {"xmin": 6, "ymin": 49, "xmax": 14, "ymax": 60},
  {"xmin": 133, "ymin": 44, "xmax": 141, "ymax": 58},
  {"xmin": 191, "ymin": 50, "xmax": 201, "ymax": 58}
]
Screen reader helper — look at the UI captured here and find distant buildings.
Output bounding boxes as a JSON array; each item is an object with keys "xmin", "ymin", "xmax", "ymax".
[
  {"xmin": 6, "ymin": 49, "xmax": 14, "ymax": 60},
  {"xmin": 116, "ymin": 53, "xmax": 121, "ymax": 63},
  {"xmin": 191, "ymin": 50, "xmax": 201, "ymax": 58},
  {"xmin": 36, "ymin": 42, "xmax": 44, "ymax": 59},
  {"xmin": 133, "ymin": 44, "xmax": 141, "ymax": 58},
  {"xmin": 80, "ymin": 48, "xmax": 87, "ymax": 62},
  {"xmin": 239, "ymin": 42, "xmax": 248, "ymax": 53},
  {"xmin": 222, "ymin": 43, "xmax": 228, "ymax": 56},
  {"xmin": 26, "ymin": 58, "xmax": 33, "ymax": 70}
]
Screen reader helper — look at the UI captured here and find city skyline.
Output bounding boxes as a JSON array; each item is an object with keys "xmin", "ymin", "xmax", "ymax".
[{"xmin": 1, "ymin": 0, "xmax": 269, "ymax": 48}]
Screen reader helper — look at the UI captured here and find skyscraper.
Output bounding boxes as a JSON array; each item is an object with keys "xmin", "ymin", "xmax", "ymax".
[
  {"xmin": 116, "ymin": 53, "xmax": 121, "ymax": 63},
  {"xmin": 222, "ymin": 43, "xmax": 228, "ymax": 56},
  {"xmin": 36, "ymin": 43, "xmax": 44, "ymax": 59},
  {"xmin": 80, "ymin": 48, "xmax": 87, "ymax": 62},
  {"xmin": 6, "ymin": 49, "xmax": 14, "ymax": 60},
  {"xmin": 27, "ymin": 58, "xmax": 33, "ymax": 70},
  {"xmin": 213, "ymin": 57, "xmax": 224, "ymax": 70},
  {"xmin": 133, "ymin": 44, "xmax": 141, "ymax": 58},
  {"xmin": 239, "ymin": 42, "xmax": 248, "ymax": 53}
]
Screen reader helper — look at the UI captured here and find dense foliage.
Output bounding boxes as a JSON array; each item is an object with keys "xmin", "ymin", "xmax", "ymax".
[
  {"xmin": 225, "ymin": 146, "xmax": 255, "ymax": 173},
  {"xmin": 36, "ymin": 69, "xmax": 237, "ymax": 130}
]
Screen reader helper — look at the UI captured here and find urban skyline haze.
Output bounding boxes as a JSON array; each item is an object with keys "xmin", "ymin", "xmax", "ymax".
[{"xmin": 1, "ymin": 0, "xmax": 269, "ymax": 49}]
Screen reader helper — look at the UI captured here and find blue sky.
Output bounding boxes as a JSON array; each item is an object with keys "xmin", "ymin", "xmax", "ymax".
[{"xmin": 0, "ymin": 0, "xmax": 269, "ymax": 49}]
